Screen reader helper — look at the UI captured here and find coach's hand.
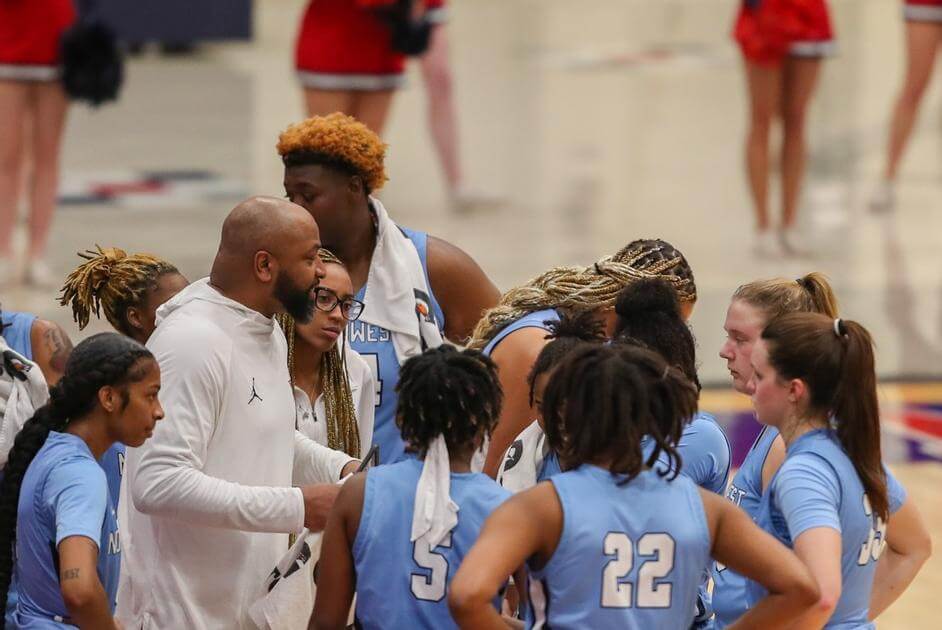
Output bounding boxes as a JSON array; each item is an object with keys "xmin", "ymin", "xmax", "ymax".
[{"xmin": 301, "ymin": 483, "xmax": 342, "ymax": 531}]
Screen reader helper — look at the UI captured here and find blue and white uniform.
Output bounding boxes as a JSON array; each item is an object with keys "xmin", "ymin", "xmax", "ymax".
[
  {"xmin": 746, "ymin": 428, "xmax": 907, "ymax": 629},
  {"xmin": 13, "ymin": 432, "xmax": 121, "ymax": 628},
  {"xmin": 481, "ymin": 309, "xmax": 560, "ymax": 358},
  {"xmin": 348, "ymin": 227, "xmax": 445, "ymax": 465},
  {"xmin": 352, "ymin": 457, "xmax": 510, "ymax": 628},
  {"xmin": 529, "ymin": 465, "xmax": 712, "ymax": 629},
  {"xmin": 712, "ymin": 425, "xmax": 779, "ymax": 628}
]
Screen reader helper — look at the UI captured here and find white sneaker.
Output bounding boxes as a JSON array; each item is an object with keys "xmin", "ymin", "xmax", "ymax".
[
  {"xmin": 24, "ymin": 258, "xmax": 56, "ymax": 289},
  {"xmin": 869, "ymin": 180, "xmax": 896, "ymax": 213},
  {"xmin": 779, "ymin": 226, "xmax": 809, "ymax": 257},
  {"xmin": 753, "ymin": 230, "xmax": 780, "ymax": 258},
  {"xmin": 450, "ymin": 186, "xmax": 504, "ymax": 213}
]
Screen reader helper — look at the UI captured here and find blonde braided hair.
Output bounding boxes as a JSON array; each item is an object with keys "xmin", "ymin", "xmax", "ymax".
[
  {"xmin": 59, "ymin": 246, "xmax": 180, "ymax": 336},
  {"xmin": 468, "ymin": 239, "xmax": 696, "ymax": 350},
  {"xmin": 279, "ymin": 249, "xmax": 361, "ymax": 457}
]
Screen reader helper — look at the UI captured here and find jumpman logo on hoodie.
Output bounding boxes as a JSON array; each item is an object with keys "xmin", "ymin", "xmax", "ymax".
[{"xmin": 248, "ymin": 378, "xmax": 263, "ymax": 405}]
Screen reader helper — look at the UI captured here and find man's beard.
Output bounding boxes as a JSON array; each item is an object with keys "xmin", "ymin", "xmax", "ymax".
[{"xmin": 274, "ymin": 271, "xmax": 316, "ymax": 323}]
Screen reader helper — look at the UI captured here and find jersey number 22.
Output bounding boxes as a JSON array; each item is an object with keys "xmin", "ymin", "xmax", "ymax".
[{"xmin": 602, "ymin": 532, "xmax": 675, "ymax": 609}]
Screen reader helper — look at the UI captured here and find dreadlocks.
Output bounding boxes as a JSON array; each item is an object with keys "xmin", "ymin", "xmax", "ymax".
[
  {"xmin": 467, "ymin": 239, "xmax": 696, "ymax": 350},
  {"xmin": 279, "ymin": 248, "xmax": 360, "ymax": 457},
  {"xmin": 59, "ymin": 246, "xmax": 181, "ymax": 337}
]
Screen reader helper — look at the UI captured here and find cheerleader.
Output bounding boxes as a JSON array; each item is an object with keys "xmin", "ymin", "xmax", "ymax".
[
  {"xmin": 871, "ymin": 0, "xmax": 942, "ymax": 211},
  {"xmin": 0, "ymin": 0, "xmax": 76, "ymax": 286},
  {"xmin": 294, "ymin": 0, "xmax": 446, "ymax": 135},
  {"xmin": 734, "ymin": 0, "xmax": 834, "ymax": 256}
]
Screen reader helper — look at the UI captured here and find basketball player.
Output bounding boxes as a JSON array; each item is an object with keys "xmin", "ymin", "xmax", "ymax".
[
  {"xmin": 313, "ymin": 346, "xmax": 510, "ymax": 629},
  {"xmin": 871, "ymin": 0, "xmax": 942, "ymax": 210},
  {"xmin": 449, "ymin": 344, "xmax": 820, "ymax": 628},
  {"xmin": 0, "ymin": 334, "xmax": 162, "ymax": 629},
  {"xmin": 278, "ymin": 113, "xmax": 499, "ymax": 464},
  {"xmin": 0, "ymin": 308, "xmax": 73, "ymax": 387},
  {"xmin": 746, "ymin": 314, "xmax": 929, "ymax": 626},
  {"xmin": 469, "ymin": 238, "xmax": 695, "ymax": 477}
]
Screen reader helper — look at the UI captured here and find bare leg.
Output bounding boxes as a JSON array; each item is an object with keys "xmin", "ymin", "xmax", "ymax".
[
  {"xmin": 303, "ymin": 88, "xmax": 356, "ymax": 118},
  {"xmin": 883, "ymin": 21, "xmax": 942, "ymax": 182},
  {"xmin": 350, "ymin": 90, "xmax": 395, "ymax": 136},
  {"xmin": 27, "ymin": 80, "xmax": 69, "ymax": 260},
  {"xmin": 744, "ymin": 61, "xmax": 782, "ymax": 231},
  {"xmin": 420, "ymin": 26, "xmax": 461, "ymax": 192},
  {"xmin": 0, "ymin": 81, "xmax": 30, "ymax": 258},
  {"xmin": 780, "ymin": 57, "xmax": 821, "ymax": 229}
]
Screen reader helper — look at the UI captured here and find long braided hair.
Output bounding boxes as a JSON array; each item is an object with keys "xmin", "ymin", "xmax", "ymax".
[
  {"xmin": 468, "ymin": 239, "xmax": 696, "ymax": 350},
  {"xmin": 278, "ymin": 249, "xmax": 360, "ymax": 457},
  {"xmin": 0, "ymin": 333, "xmax": 153, "ymax": 627},
  {"xmin": 59, "ymin": 245, "xmax": 181, "ymax": 336}
]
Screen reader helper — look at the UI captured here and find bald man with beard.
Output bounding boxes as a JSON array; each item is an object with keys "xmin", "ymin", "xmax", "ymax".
[{"xmin": 117, "ymin": 197, "xmax": 359, "ymax": 629}]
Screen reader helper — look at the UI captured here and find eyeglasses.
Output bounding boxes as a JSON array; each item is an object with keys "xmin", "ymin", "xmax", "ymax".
[{"xmin": 314, "ymin": 287, "xmax": 364, "ymax": 321}]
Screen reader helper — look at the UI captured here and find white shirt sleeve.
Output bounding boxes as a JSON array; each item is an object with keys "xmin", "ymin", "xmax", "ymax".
[
  {"xmin": 292, "ymin": 431, "xmax": 356, "ymax": 484},
  {"xmin": 349, "ymin": 350, "xmax": 375, "ymax": 460},
  {"xmin": 132, "ymin": 322, "xmax": 305, "ymax": 534}
]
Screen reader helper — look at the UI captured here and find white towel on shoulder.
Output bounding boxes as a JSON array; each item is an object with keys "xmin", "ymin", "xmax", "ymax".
[
  {"xmin": 411, "ymin": 434, "xmax": 459, "ymax": 549},
  {"xmin": 0, "ymin": 338, "xmax": 49, "ymax": 468},
  {"xmin": 360, "ymin": 198, "xmax": 444, "ymax": 364}
]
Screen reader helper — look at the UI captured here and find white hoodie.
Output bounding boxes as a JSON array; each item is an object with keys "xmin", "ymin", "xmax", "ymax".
[{"xmin": 116, "ymin": 279, "xmax": 355, "ymax": 630}]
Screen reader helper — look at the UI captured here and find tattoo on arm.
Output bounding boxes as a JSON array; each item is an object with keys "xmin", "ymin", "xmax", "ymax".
[
  {"xmin": 62, "ymin": 568, "xmax": 81, "ymax": 580},
  {"xmin": 44, "ymin": 324, "xmax": 73, "ymax": 374}
]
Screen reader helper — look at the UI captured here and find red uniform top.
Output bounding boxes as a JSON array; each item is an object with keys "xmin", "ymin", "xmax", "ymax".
[{"xmin": 0, "ymin": 0, "xmax": 76, "ymax": 67}]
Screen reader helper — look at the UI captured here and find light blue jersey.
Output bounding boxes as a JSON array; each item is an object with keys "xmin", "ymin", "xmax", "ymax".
[
  {"xmin": 353, "ymin": 457, "xmax": 510, "ymax": 628},
  {"xmin": 747, "ymin": 429, "xmax": 908, "ymax": 629},
  {"xmin": 481, "ymin": 309, "xmax": 560, "ymax": 357},
  {"xmin": 348, "ymin": 227, "xmax": 445, "ymax": 465},
  {"xmin": 1, "ymin": 310, "xmax": 37, "ymax": 361},
  {"xmin": 13, "ymin": 432, "xmax": 120, "ymax": 628},
  {"xmin": 99, "ymin": 442, "xmax": 125, "ymax": 507},
  {"xmin": 712, "ymin": 425, "xmax": 779, "ymax": 628},
  {"xmin": 529, "ymin": 465, "xmax": 711, "ymax": 629}
]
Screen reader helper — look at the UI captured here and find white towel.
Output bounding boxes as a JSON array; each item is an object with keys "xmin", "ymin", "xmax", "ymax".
[
  {"xmin": 249, "ymin": 529, "xmax": 322, "ymax": 630},
  {"xmin": 360, "ymin": 198, "xmax": 444, "ymax": 364},
  {"xmin": 411, "ymin": 434, "xmax": 459, "ymax": 549},
  {"xmin": 0, "ymin": 339, "xmax": 49, "ymax": 468},
  {"xmin": 496, "ymin": 420, "xmax": 547, "ymax": 494}
]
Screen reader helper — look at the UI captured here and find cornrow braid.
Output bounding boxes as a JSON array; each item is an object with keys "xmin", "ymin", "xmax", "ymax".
[
  {"xmin": 396, "ymin": 346, "xmax": 503, "ymax": 458},
  {"xmin": 0, "ymin": 333, "xmax": 153, "ymax": 629},
  {"xmin": 467, "ymin": 238, "xmax": 695, "ymax": 350},
  {"xmin": 279, "ymin": 248, "xmax": 360, "ymax": 457},
  {"xmin": 59, "ymin": 246, "xmax": 180, "ymax": 336},
  {"xmin": 527, "ymin": 311, "xmax": 606, "ymax": 406}
]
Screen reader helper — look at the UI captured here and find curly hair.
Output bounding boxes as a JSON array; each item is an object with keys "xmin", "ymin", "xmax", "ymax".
[
  {"xmin": 59, "ymin": 246, "xmax": 180, "ymax": 336},
  {"xmin": 468, "ymin": 238, "xmax": 696, "ymax": 350},
  {"xmin": 541, "ymin": 344, "xmax": 698, "ymax": 483},
  {"xmin": 278, "ymin": 249, "xmax": 361, "ymax": 457},
  {"xmin": 277, "ymin": 113, "xmax": 388, "ymax": 193},
  {"xmin": 0, "ymin": 333, "xmax": 154, "ymax": 628},
  {"xmin": 396, "ymin": 346, "xmax": 503, "ymax": 458},
  {"xmin": 527, "ymin": 311, "xmax": 606, "ymax": 406}
]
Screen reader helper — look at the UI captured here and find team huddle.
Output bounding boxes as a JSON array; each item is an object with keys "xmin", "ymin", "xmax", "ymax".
[{"xmin": 0, "ymin": 114, "xmax": 932, "ymax": 630}]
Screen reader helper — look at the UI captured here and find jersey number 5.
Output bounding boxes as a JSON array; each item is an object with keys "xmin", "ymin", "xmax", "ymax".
[
  {"xmin": 602, "ymin": 532, "xmax": 675, "ymax": 609},
  {"xmin": 411, "ymin": 532, "xmax": 452, "ymax": 602}
]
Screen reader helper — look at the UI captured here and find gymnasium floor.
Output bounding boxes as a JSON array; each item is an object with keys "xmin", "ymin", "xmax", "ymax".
[{"xmin": 1, "ymin": 1, "xmax": 939, "ymax": 625}]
